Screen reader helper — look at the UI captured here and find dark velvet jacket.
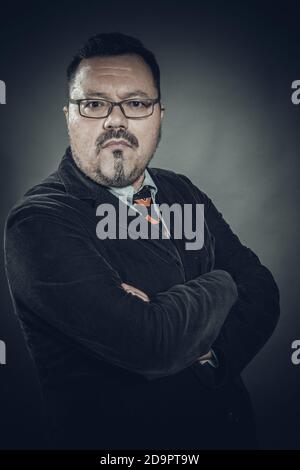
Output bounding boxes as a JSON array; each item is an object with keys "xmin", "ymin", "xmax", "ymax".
[{"xmin": 4, "ymin": 147, "xmax": 280, "ymax": 449}]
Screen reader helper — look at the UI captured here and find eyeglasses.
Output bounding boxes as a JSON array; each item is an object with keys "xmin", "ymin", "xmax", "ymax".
[{"xmin": 69, "ymin": 97, "xmax": 161, "ymax": 119}]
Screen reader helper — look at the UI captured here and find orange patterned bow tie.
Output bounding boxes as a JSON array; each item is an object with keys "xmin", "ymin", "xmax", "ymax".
[{"xmin": 132, "ymin": 186, "xmax": 160, "ymax": 225}]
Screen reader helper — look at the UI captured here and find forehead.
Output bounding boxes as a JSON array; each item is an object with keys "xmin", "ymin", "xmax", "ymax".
[{"xmin": 71, "ymin": 54, "xmax": 156, "ymax": 97}]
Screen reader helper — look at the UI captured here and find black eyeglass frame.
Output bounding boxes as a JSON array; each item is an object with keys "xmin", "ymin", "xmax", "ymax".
[{"xmin": 69, "ymin": 97, "xmax": 163, "ymax": 119}]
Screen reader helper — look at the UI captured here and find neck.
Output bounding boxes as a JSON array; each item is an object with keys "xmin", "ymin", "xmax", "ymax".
[{"xmin": 132, "ymin": 171, "xmax": 145, "ymax": 191}]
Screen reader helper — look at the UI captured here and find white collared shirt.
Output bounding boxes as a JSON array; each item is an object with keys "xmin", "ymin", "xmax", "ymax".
[
  {"xmin": 107, "ymin": 168, "xmax": 157, "ymax": 205},
  {"xmin": 107, "ymin": 168, "xmax": 171, "ymax": 239}
]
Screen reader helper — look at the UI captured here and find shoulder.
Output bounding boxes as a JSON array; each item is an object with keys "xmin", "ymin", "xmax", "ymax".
[{"xmin": 5, "ymin": 169, "xmax": 79, "ymax": 234}]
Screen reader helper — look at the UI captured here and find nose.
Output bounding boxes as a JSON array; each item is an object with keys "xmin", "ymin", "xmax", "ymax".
[{"xmin": 103, "ymin": 103, "xmax": 129, "ymax": 130}]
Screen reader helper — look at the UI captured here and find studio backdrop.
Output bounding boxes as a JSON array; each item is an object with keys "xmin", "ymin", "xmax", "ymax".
[{"xmin": 0, "ymin": 0, "xmax": 300, "ymax": 450}]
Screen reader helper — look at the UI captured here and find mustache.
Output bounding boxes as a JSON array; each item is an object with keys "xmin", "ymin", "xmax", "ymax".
[{"xmin": 96, "ymin": 129, "xmax": 138, "ymax": 151}]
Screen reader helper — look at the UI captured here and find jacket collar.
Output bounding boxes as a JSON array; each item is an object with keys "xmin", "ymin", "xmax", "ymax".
[
  {"xmin": 58, "ymin": 146, "xmax": 159, "ymax": 203},
  {"xmin": 57, "ymin": 147, "xmax": 189, "ymax": 258}
]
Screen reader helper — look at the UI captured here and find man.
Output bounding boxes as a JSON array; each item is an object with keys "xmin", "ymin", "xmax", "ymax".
[{"xmin": 4, "ymin": 32, "xmax": 280, "ymax": 449}]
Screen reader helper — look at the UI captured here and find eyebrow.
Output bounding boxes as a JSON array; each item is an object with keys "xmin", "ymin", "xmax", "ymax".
[{"xmin": 84, "ymin": 90, "xmax": 152, "ymax": 99}]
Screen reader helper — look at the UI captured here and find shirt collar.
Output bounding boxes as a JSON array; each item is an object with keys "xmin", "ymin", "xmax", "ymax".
[{"xmin": 107, "ymin": 168, "xmax": 158, "ymax": 205}]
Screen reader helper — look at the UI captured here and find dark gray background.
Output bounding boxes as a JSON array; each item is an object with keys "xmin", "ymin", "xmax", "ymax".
[{"xmin": 0, "ymin": 0, "xmax": 299, "ymax": 449}]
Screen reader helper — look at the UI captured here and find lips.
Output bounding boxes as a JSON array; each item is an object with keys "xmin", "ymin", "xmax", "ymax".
[{"xmin": 102, "ymin": 139, "xmax": 132, "ymax": 148}]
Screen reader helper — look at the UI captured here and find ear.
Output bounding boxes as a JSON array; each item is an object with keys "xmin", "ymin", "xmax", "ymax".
[
  {"xmin": 160, "ymin": 104, "xmax": 165, "ymax": 120},
  {"xmin": 63, "ymin": 105, "xmax": 69, "ymax": 122}
]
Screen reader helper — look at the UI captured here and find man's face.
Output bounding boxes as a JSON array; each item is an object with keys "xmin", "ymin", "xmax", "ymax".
[{"xmin": 64, "ymin": 54, "xmax": 164, "ymax": 187}]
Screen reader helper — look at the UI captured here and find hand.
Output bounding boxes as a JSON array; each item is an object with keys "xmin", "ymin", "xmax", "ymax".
[
  {"xmin": 121, "ymin": 282, "xmax": 150, "ymax": 302},
  {"xmin": 197, "ymin": 350, "xmax": 212, "ymax": 362}
]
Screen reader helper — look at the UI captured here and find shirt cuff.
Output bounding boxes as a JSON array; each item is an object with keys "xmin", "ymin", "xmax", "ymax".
[{"xmin": 198, "ymin": 348, "xmax": 219, "ymax": 368}]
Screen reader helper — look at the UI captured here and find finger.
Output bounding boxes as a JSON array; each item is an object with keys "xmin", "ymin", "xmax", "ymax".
[
  {"xmin": 121, "ymin": 283, "xmax": 150, "ymax": 302},
  {"xmin": 127, "ymin": 288, "xmax": 150, "ymax": 302},
  {"xmin": 130, "ymin": 291, "xmax": 150, "ymax": 302}
]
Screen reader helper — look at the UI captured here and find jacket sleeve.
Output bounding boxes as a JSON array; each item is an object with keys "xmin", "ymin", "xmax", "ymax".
[
  {"xmin": 181, "ymin": 176, "xmax": 281, "ymax": 384},
  {"xmin": 4, "ymin": 204, "xmax": 238, "ymax": 381}
]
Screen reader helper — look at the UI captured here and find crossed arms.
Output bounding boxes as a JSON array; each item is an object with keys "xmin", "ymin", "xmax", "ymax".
[{"xmin": 4, "ymin": 182, "xmax": 280, "ymax": 382}]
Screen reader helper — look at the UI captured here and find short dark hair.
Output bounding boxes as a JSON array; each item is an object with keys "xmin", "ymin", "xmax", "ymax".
[{"xmin": 66, "ymin": 32, "xmax": 161, "ymax": 99}]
